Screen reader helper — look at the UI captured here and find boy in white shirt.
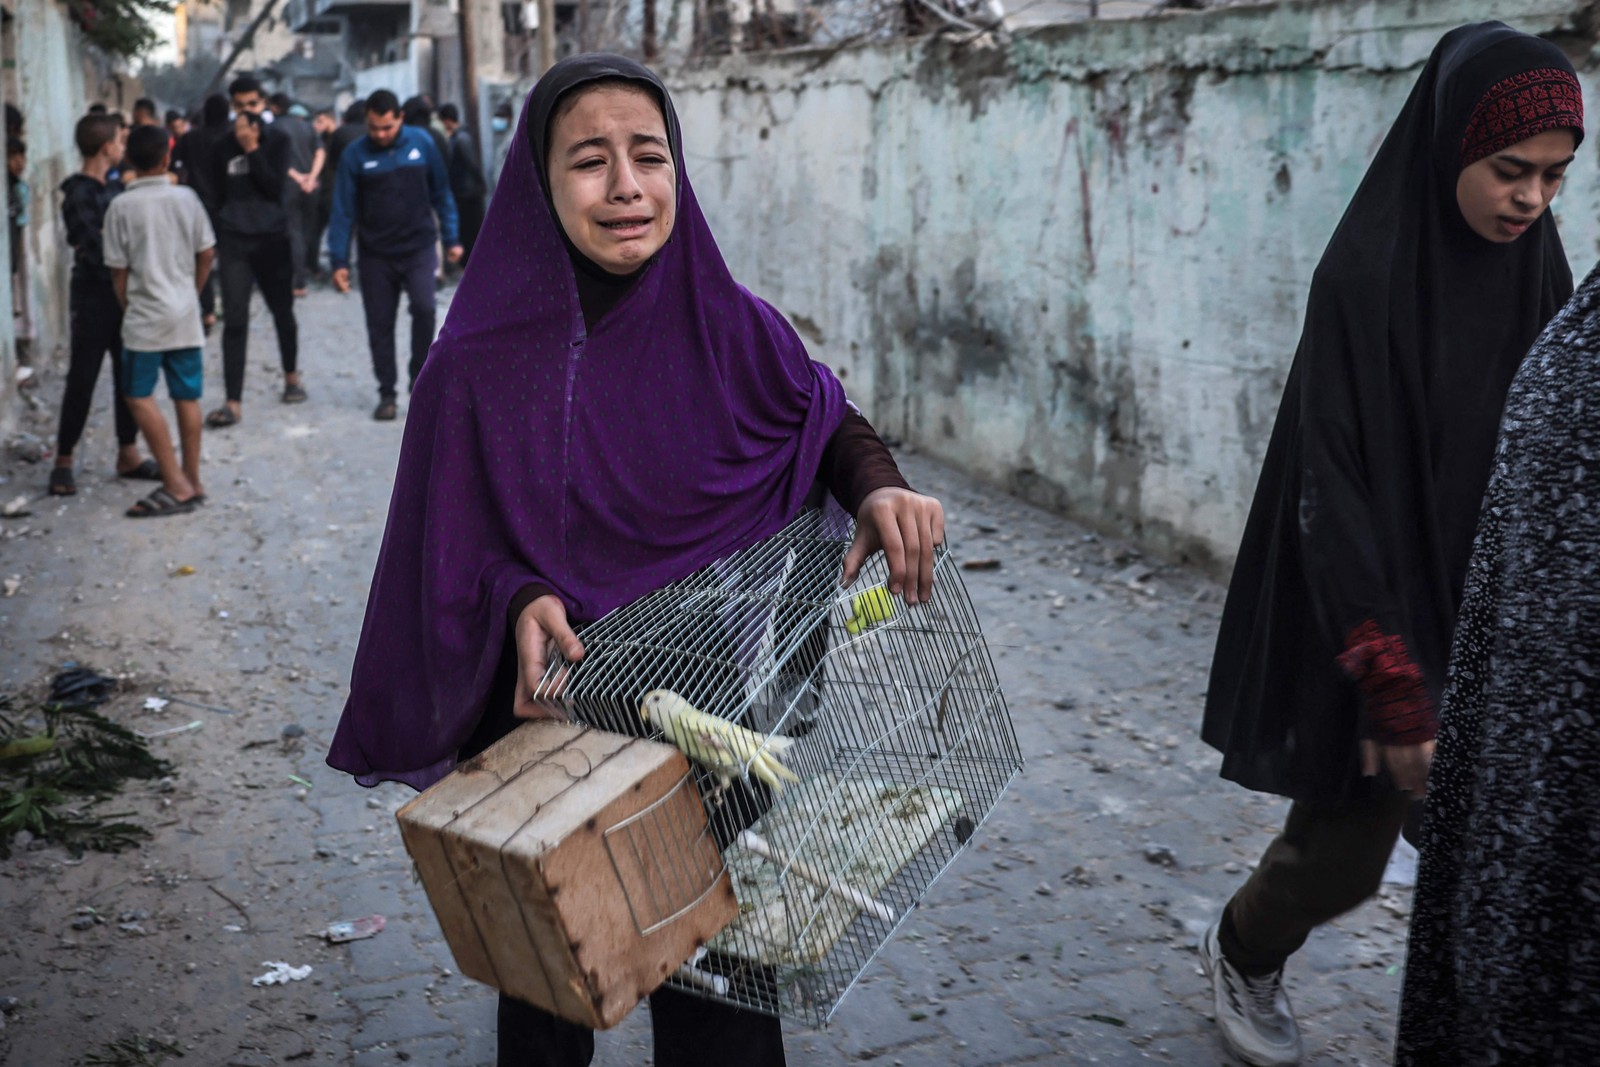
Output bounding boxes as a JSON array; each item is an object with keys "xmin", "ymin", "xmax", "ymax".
[{"xmin": 104, "ymin": 124, "xmax": 216, "ymax": 517}]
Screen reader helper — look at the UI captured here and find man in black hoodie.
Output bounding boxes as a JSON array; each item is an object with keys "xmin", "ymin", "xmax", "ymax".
[
  {"xmin": 206, "ymin": 75, "xmax": 303, "ymax": 427},
  {"xmin": 50, "ymin": 113, "xmax": 154, "ymax": 495},
  {"xmin": 172, "ymin": 92, "xmax": 230, "ymax": 333},
  {"xmin": 437, "ymin": 103, "xmax": 486, "ymax": 267}
]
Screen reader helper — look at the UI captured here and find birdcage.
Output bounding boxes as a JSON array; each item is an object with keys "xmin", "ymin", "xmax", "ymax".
[{"xmin": 531, "ymin": 506, "xmax": 1021, "ymax": 1027}]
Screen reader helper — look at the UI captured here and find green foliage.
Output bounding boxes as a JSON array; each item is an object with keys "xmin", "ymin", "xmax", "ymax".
[
  {"xmin": 65, "ymin": 0, "xmax": 177, "ymax": 62},
  {"xmin": 0, "ymin": 786, "xmax": 151, "ymax": 858},
  {"xmin": 35, "ymin": 703, "xmax": 172, "ymax": 793},
  {"xmin": 81, "ymin": 1034, "xmax": 185, "ymax": 1066},
  {"xmin": 0, "ymin": 688, "xmax": 171, "ymax": 859}
]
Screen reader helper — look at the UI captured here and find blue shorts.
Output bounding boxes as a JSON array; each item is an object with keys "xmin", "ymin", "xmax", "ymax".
[{"xmin": 122, "ymin": 347, "xmax": 203, "ymax": 401}]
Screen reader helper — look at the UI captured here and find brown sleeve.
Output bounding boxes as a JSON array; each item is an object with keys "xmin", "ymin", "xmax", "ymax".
[
  {"xmin": 819, "ymin": 410, "xmax": 911, "ymax": 516},
  {"xmin": 505, "ymin": 581, "xmax": 558, "ymax": 633}
]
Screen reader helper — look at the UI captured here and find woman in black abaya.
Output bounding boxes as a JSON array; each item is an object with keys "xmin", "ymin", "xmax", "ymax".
[{"xmin": 1196, "ymin": 22, "xmax": 1584, "ymax": 1066}]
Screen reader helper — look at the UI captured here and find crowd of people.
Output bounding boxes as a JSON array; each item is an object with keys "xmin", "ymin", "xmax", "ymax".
[{"xmin": 20, "ymin": 77, "xmax": 495, "ymax": 517}]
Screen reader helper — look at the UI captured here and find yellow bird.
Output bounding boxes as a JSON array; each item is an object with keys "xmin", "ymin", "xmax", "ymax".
[
  {"xmin": 845, "ymin": 586, "xmax": 896, "ymax": 635},
  {"xmin": 639, "ymin": 689, "xmax": 800, "ymax": 793}
]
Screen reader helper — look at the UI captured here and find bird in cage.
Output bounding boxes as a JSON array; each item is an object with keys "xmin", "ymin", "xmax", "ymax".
[
  {"xmin": 639, "ymin": 688, "xmax": 800, "ymax": 796},
  {"xmin": 843, "ymin": 584, "xmax": 896, "ymax": 635}
]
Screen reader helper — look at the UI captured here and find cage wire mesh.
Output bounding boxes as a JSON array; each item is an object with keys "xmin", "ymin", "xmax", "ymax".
[{"xmin": 531, "ymin": 507, "xmax": 1021, "ymax": 1025}]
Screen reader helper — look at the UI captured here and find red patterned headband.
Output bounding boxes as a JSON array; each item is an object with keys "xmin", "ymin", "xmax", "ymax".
[{"xmin": 1460, "ymin": 67, "xmax": 1585, "ymax": 169}]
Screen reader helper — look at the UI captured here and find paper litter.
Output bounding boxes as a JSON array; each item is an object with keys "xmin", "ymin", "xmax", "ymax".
[{"xmin": 252, "ymin": 961, "xmax": 313, "ymax": 986}]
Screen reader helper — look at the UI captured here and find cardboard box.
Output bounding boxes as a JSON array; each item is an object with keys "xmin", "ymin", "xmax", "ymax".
[{"xmin": 396, "ymin": 720, "xmax": 738, "ymax": 1029}]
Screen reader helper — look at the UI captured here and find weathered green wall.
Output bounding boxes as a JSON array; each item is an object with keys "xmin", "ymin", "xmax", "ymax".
[
  {"xmin": 668, "ymin": 0, "xmax": 1600, "ymax": 569},
  {"xmin": 2, "ymin": 0, "xmax": 98, "ymax": 435}
]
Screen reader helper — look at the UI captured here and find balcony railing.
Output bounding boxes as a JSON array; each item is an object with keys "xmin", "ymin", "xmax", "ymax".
[{"xmin": 285, "ymin": 0, "xmax": 410, "ymax": 32}]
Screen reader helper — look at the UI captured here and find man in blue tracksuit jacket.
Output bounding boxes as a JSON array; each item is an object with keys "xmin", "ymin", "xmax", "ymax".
[{"xmin": 327, "ymin": 89, "xmax": 460, "ymax": 420}]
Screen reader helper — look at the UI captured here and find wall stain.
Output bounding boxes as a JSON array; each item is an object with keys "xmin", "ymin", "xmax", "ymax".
[
  {"xmin": 1057, "ymin": 118, "xmax": 1096, "ymax": 274},
  {"xmin": 912, "ymin": 35, "xmax": 1017, "ymax": 120},
  {"xmin": 789, "ymin": 312, "xmax": 825, "ymax": 345}
]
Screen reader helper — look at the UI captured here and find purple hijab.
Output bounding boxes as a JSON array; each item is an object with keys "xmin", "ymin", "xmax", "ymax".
[{"xmin": 328, "ymin": 55, "xmax": 850, "ymax": 789}]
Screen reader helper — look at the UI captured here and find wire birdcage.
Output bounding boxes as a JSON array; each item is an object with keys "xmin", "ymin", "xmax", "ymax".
[{"xmin": 532, "ymin": 507, "xmax": 1021, "ymax": 1026}]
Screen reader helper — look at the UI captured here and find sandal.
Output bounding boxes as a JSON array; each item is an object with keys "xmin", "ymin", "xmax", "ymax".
[
  {"xmin": 117, "ymin": 458, "xmax": 163, "ymax": 481},
  {"xmin": 282, "ymin": 383, "xmax": 308, "ymax": 404},
  {"xmin": 126, "ymin": 488, "xmax": 199, "ymax": 519},
  {"xmin": 48, "ymin": 467, "xmax": 76, "ymax": 496},
  {"xmin": 205, "ymin": 406, "xmax": 240, "ymax": 429}
]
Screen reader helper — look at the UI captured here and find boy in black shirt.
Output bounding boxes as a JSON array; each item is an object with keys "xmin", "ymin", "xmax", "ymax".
[
  {"xmin": 50, "ymin": 114, "xmax": 154, "ymax": 496},
  {"xmin": 206, "ymin": 75, "xmax": 303, "ymax": 427}
]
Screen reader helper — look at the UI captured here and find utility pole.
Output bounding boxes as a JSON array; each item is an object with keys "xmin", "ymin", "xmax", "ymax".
[
  {"xmin": 457, "ymin": 0, "xmax": 481, "ymax": 147},
  {"xmin": 643, "ymin": 0, "xmax": 657, "ymax": 59},
  {"xmin": 204, "ymin": 0, "xmax": 285, "ymax": 97},
  {"xmin": 538, "ymin": 0, "xmax": 557, "ymax": 72}
]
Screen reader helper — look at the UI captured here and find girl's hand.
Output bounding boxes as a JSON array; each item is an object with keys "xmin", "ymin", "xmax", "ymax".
[
  {"xmin": 1360, "ymin": 738, "xmax": 1436, "ymax": 795},
  {"xmin": 841, "ymin": 487, "xmax": 946, "ymax": 605},
  {"xmin": 512, "ymin": 594, "xmax": 585, "ymax": 720}
]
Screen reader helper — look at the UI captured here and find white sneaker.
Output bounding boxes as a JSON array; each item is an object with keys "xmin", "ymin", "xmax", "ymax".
[{"xmin": 1200, "ymin": 919, "xmax": 1303, "ymax": 1066}]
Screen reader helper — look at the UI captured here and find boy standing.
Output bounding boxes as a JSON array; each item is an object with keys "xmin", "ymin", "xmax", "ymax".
[
  {"xmin": 103, "ymin": 125, "xmax": 215, "ymax": 517},
  {"xmin": 51, "ymin": 114, "xmax": 154, "ymax": 496},
  {"xmin": 8, "ymin": 135, "xmax": 30, "ymax": 368}
]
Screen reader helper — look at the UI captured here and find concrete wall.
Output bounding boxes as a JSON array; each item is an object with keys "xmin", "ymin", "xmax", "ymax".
[
  {"xmin": 0, "ymin": 0, "xmax": 99, "ymax": 433},
  {"xmin": 354, "ymin": 56, "xmax": 418, "ymax": 99},
  {"xmin": 666, "ymin": 0, "xmax": 1600, "ymax": 570}
]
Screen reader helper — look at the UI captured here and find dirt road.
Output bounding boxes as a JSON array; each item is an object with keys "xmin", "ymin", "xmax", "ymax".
[{"xmin": 0, "ymin": 285, "xmax": 1410, "ymax": 1065}]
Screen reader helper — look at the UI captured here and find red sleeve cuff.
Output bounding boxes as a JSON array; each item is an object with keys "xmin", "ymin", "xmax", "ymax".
[{"xmin": 1336, "ymin": 620, "xmax": 1438, "ymax": 745}]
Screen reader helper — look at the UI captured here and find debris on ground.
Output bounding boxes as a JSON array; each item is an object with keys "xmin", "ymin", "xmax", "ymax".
[
  {"xmin": 961, "ymin": 558, "xmax": 1002, "ymax": 571},
  {"xmin": 1142, "ymin": 843, "xmax": 1178, "ymax": 867},
  {"xmin": 1111, "ymin": 563, "xmax": 1156, "ymax": 588},
  {"xmin": 320, "ymin": 914, "xmax": 386, "ymax": 943},
  {"xmin": 80, "ymin": 1034, "xmax": 185, "ymax": 1065},
  {"xmin": 0, "ymin": 668, "xmax": 173, "ymax": 858},
  {"xmin": 252, "ymin": 961, "xmax": 313, "ymax": 986},
  {"xmin": 4, "ymin": 432, "xmax": 49, "ymax": 464},
  {"xmin": 135, "ymin": 721, "xmax": 202, "ymax": 741}
]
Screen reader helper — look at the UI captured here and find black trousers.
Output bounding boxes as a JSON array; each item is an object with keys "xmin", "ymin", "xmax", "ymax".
[
  {"xmin": 458, "ymin": 196, "xmax": 486, "ymax": 265},
  {"xmin": 308, "ymin": 197, "xmax": 330, "ymax": 277},
  {"xmin": 1221, "ymin": 790, "xmax": 1414, "ymax": 973},
  {"xmin": 198, "ymin": 271, "xmax": 216, "ymax": 322},
  {"xmin": 283, "ymin": 188, "xmax": 311, "ymax": 291},
  {"xmin": 57, "ymin": 281, "xmax": 136, "ymax": 456},
  {"xmin": 496, "ymin": 985, "xmax": 785, "ymax": 1067},
  {"xmin": 462, "ymin": 628, "xmax": 787, "ymax": 1067},
  {"xmin": 219, "ymin": 232, "xmax": 298, "ymax": 403},
  {"xmin": 358, "ymin": 245, "xmax": 436, "ymax": 397}
]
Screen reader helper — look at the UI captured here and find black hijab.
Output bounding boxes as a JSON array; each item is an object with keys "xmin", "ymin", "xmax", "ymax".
[
  {"xmin": 526, "ymin": 54, "xmax": 686, "ymax": 327},
  {"xmin": 1203, "ymin": 22, "xmax": 1584, "ymax": 803}
]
